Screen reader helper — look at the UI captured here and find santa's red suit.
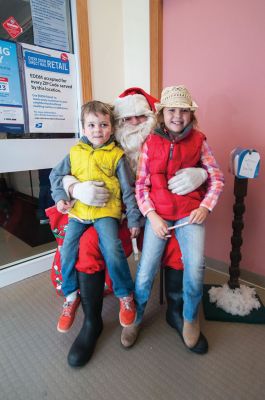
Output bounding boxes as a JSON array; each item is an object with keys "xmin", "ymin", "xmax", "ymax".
[
  {"xmin": 47, "ymin": 87, "xmax": 183, "ymax": 295},
  {"xmin": 47, "ymin": 206, "xmax": 183, "ymax": 294}
]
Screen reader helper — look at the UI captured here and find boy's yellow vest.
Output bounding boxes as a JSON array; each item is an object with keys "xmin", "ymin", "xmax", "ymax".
[{"xmin": 69, "ymin": 141, "xmax": 124, "ymax": 221}]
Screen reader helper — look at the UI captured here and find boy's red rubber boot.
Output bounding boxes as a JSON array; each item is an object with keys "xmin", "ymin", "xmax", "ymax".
[{"xmin": 57, "ymin": 296, "xmax": 81, "ymax": 333}]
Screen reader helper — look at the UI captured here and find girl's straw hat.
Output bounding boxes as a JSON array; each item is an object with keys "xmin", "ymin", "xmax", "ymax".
[{"xmin": 155, "ymin": 85, "xmax": 198, "ymax": 113}]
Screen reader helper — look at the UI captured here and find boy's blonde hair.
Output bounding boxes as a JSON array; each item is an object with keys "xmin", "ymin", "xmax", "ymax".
[{"xmin": 81, "ymin": 101, "xmax": 115, "ymax": 129}]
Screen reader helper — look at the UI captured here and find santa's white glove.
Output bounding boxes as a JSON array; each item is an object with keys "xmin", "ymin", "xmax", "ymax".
[
  {"xmin": 168, "ymin": 167, "xmax": 208, "ymax": 195},
  {"xmin": 63, "ymin": 175, "xmax": 79, "ymax": 198},
  {"xmin": 72, "ymin": 181, "xmax": 110, "ymax": 206}
]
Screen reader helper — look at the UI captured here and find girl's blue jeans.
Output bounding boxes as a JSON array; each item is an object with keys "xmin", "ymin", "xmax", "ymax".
[
  {"xmin": 61, "ymin": 217, "xmax": 134, "ymax": 298},
  {"xmin": 134, "ymin": 216, "xmax": 205, "ymax": 324}
]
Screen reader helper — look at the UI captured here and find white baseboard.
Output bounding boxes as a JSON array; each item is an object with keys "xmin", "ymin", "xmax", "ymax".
[
  {"xmin": 205, "ymin": 257, "xmax": 265, "ymax": 289},
  {"xmin": 0, "ymin": 253, "xmax": 55, "ymax": 288}
]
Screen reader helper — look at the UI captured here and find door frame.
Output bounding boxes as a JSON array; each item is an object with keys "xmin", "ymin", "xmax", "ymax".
[{"xmin": 150, "ymin": 0, "xmax": 163, "ymax": 99}]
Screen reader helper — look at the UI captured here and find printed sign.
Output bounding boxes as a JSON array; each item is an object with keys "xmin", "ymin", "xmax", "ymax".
[
  {"xmin": 2, "ymin": 16, "xmax": 23, "ymax": 39},
  {"xmin": 0, "ymin": 40, "xmax": 24, "ymax": 134},
  {"xmin": 30, "ymin": 0, "xmax": 70, "ymax": 52},
  {"xmin": 0, "ymin": 77, "xmax": 9, "ymax": 93},
  {"xmin": 20, "ymin": 43, "xmax": 78, "ymax": 133},
  {"xmin": 239, "ymin": 151, "xmax": 260, "ymax": 179},
  {"xmin": 230, "ymin": 147, "xmax": 260, "ymax": 179}
]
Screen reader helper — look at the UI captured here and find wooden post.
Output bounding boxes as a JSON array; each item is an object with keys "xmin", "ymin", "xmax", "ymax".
[
  {"xmin": 228, "ymin": 177, "xmax": 248, "ymax": 289},
  {"xmin": 76, "ymin": 0, "xmax": 92, "ymax": 102},
  {"xmin": 150, "ymin": 0, "xmax": 163, "ymax": 99}
]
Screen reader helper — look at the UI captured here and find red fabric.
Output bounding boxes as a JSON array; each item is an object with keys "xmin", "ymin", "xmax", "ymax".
[
  {"xmin": 46, "ymin": 205, "xmax": 68, "ymax": 246},
  {"xmin": 46, "ymin": 206, "xmax": 183, "ymax": 295},
  {"xmin": 46, "ymin": 206, "xmax": 116, "ymax": 295},
  {"xmin": 46, "ymin": 207, "xmax": 135, "ymax": 295},
  {"xmin": 162, "ymin": 234, "xmax": 183, "ymax": 269},
  {"xmin": 119, "ymin": 87, "xmax": 158, "ymax": 112},
  {"xmin": 76, "ymin": 220, "xmax": 183, "ymax": 270},
  {"xmin": 147, "ymin": 130, "xmax": 206, "ymax": 220},
  {"xmin": 74, "ymin": 218, "xmax": 183, "ymax": 272},
  {"xmin": 76, "ymin": 218, "xmax": 133, "ymax": 273},
  {"xmin": 46, "ymin": 206, "xmax": 68, "ymax": 295}
]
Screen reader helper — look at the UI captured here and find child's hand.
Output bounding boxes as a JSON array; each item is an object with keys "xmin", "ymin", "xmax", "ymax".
[
  {"xmin": 130, "ymin": 227, "xmax": 140, "ymax": 238},
  {"xmin": 147, "ymin": 211, "xmax": 169, "ymax": 240},
  {"xmin": 56, "ymin": 200, "xmax": 73, "ymax": 214},
  {"xmin": 189, "ymin": 206, "xmax": 209, "ymax": 224}
]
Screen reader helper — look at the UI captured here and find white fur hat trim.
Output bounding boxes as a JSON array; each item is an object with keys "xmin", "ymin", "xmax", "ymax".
[{"xmin": 114, "ymin": 94, "xmax": 152, "ymax": 119}]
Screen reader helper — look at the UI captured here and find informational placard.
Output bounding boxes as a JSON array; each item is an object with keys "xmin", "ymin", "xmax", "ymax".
[
  {"xmin": 230, "ymin": 147, "xmax": 260, "ymax": 179},
  {"xmin": 0, "ymin": 39, "xmax": 24, "ymax": 134},
  {"xmin": 20, "ymin": 43, "xmax": 78, "ymax": 133},
  {"xmin": 238, "ymin": 151, "xmax": 260, "ymax": 179},
  {"xmin": 30, "ymin": 0, "xmax": 70, "ymax": 52}
]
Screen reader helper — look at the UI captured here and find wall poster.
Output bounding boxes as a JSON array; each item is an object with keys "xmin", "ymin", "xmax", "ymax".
[
  {"xmin": 20, "ymin": 43, "xmax": 78, "ymax": 134},
  {"xmin": 0, "ymin": 39, "xmax": 24, "ymax": 134},
  {"xmin": 30, "ymin": 0, "xmax": 71, "ymax": 52}
]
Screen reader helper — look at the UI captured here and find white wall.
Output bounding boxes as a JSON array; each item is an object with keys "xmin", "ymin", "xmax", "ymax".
[
  {"xmin": 88, "ymin": 0, "xmax": 150, "ymax": 101},
  {"xmin": 88, "ymin": 0, "xmax": 124, "ymax": 102},
  {"xmin": 0, "ymin": 139, "xmax": 76, "ymax": 173},
  {"xmin": 122, "ymin": 0, "xmax": 150, "ymax": 92}
]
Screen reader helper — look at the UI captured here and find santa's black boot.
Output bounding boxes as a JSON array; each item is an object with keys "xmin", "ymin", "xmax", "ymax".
[
  {"xmin": 165, "ymin": 266, "xmax": 208, "ymax": 354},
  {"xmin": 67, "ymin": 270, "xmax": 105, "ymax": 367}
]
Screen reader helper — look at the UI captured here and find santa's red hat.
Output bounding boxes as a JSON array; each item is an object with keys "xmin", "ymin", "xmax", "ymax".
[{"xmin": 119, "ymin": 87, "xmax": 158, "ymax": 112}]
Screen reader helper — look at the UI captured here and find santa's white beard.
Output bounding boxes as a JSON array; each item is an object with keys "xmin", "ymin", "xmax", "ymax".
[{"xmin": 115, "ymin": 115, "xmax": 156, "ymax": 174}]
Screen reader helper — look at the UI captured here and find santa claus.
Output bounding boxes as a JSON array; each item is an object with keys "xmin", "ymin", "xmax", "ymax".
[{"xmin": 48, "ymin": 88, "xmax": 208, "ymax": 367}]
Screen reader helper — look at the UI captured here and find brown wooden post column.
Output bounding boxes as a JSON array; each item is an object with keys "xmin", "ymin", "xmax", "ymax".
[
  {"xmin": 228, "ymin": 177, "xmax": 248, "ymax": 289},
  {"xmin": 76, "ymin": 0, "xmax": 92, "ymax": 102},
  {"xmin": 150, "ymin": 0, "xmax": 163, "ymax": 99}
]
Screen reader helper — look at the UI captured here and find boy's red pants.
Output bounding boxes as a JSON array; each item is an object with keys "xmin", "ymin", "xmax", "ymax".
[{"xmin": 46, "ymin": 206, "xmax": 183, "ymax": 295}]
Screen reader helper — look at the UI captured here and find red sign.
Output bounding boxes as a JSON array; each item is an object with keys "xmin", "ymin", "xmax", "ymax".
[
  {"xmin": 2, "ymin": 16, "xmax": 23, "ymax": 39},
  {"xmin": 60, "ymin": 53, "xmax": 68, "ymax": 62}
]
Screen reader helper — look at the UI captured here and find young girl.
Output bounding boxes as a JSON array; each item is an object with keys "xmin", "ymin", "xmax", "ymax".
[
  {"xmin": 50, "ymin": 101, "xmax": 142, "ymax": 335},
  {"xmin": 134, "ymin": 85, "xmax": 224, "ymax": 351}
]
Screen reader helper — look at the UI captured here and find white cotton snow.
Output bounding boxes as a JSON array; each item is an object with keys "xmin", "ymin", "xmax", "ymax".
[{"xmin": 208, "ymin": 284, "xmax": 261, "ymax": 316}]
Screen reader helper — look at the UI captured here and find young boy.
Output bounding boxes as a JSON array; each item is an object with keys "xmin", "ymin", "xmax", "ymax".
[{"xmin": 50, "ymin": 101, "xmax": 142, "ymax": 333}]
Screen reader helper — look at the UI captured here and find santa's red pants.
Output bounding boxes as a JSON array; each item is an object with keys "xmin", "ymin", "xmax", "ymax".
[{"xmin": 46, "ymin": 206, "xmax": 183, "ymax": 295}]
